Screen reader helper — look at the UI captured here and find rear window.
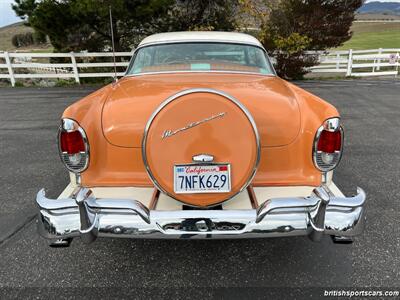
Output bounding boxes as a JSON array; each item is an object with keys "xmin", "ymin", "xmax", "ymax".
[{"xmin": 127, "ymin": 43, "xmax": 274, "ymax": 75}]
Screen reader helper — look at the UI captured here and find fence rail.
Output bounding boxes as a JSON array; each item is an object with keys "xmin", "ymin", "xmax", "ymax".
[
  {"xmin": 0, "ymin": 51, "xmax": 132, "ymax": 86},
  {"xmin": 1, "ymin": 48, "xmax": 399, "ymax": 86},
  {"xmin": 309, "ymin": 48, "xmax": 400, "ymax": 77}
]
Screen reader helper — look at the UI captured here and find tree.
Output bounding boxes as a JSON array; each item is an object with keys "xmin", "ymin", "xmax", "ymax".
[
  {"xmin": 264, "ymin": 0, "xmax": 364, "ymax": 50},
  {"xmin": 253, "ymin": 0, "xmax": 364, "ymax": 79},
  {"xmin": 13, "ymin": 0, "xmax": 175, "ymax": 52},
  {"xmin": 12, "ymin": 0, "xmax": 240, "ymax": 52},
  {"xmin": 272, "ymin": 33, "xmax": 317, "ymax": 80},
  {"xmin": 166, "ymin": 0, "xmax": 239, "ymax": 31}
]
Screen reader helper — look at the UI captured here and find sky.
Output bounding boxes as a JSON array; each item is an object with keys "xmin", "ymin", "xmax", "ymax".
[
  {"xmin": 1, "ymin": 0, "xmax": 400, "ymax": 27},
  {"xmin": 0, "ymin": 0, "xmax": 21, "ymax": 27}
]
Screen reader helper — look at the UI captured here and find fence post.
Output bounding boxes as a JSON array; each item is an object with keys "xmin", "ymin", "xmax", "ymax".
[
  {"xmin": 70, "ymin": 52, "xmax": 80, "ymax": 84},
  {"xmin": 346, "ymin": 49, "xmax": 353, "ymax": 77},
  {"xmin": 377, "ymin": 48, "xmax": 382, "ymax": 71},
  {"xmin": 336, "ymin": 52, "xmax": 340, "ymax": 70},
  {"xmin": 4, "ymin": 52, "xmax": 16, "ymax": 87}
]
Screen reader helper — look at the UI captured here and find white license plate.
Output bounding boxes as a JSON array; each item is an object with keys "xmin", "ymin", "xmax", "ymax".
[{"xmin": 174, "ymin": 164, "xmax": 231, "ymax": 194}]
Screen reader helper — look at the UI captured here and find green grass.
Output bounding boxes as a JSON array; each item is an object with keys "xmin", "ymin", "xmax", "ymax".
[{"xmin": 336, "ymin": 22, "xmax": 400, "ymax": 50}]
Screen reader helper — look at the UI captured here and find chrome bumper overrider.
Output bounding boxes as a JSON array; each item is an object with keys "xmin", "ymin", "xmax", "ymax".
[{"xmin": 35, "ymin": 186, "xmax": 366, "ymax": 242}]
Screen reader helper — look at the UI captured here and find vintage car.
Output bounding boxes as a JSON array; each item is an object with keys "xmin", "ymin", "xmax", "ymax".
[{"xmin": 36, "ymin": 32, "xmax": 366, "ymax": 247}]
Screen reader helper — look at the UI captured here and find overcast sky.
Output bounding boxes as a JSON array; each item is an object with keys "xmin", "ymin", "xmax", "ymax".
[
  {"xmin": 1, "ymin": 0, "xmax": 400, "ymax": 28},
  {"xmin": 0, "ymin": 0, "xmax": 20, "ymax": 27}
]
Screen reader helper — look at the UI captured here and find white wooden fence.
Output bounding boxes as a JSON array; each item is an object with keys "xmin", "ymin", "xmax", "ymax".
[
  {"xmin": 1, "ymin": 48, "xmax": 399, "ymax": 87},
  {"xmin": 0, "ymin": 51, "xmax": 132, "ymax": 86},
  {"xmin": 310, "ymin": 48, "xmax": 400, "ymax": 77}
]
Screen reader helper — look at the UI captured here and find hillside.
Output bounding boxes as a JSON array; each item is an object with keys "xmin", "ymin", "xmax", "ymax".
[
  {"xmin": 358, "ymin": 1, "xmax": 400, "ymax": 15},
  {"xmin": 356, "ymin": 13, "xmax": 400, "ymax": 20},
  {"xmin": 336, "ymin": 21, "xmax": 400, "ymax": 50},
  {"xmin": 0, "ymin": 22, "xmax": 52, "ymax": 51}
]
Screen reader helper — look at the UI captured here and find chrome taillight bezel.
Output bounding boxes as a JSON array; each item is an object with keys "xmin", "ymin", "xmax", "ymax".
[
  {"xmin": 313, "ymin": 117, "xmax": 344, "ymax": 172},
  {"xmin": 57, "ymin": 118, "xmax": 90, "ymax": 173}
]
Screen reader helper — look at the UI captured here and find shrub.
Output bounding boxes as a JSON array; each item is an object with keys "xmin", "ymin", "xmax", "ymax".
[
  {"xmin": 11, "ymin": 32, "xmax": 33, "ymax": 47},
  {"xmin": 11, "ymin": 31, "xmax": 46, "ymax": 48},
  {"xmin": 272, "ymin": 33, "xmax": 318, "ymax": 80}
]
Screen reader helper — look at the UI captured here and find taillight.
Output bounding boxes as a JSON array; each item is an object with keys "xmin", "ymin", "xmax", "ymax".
[
  {"xmin": 313, "ymin": 118, "xmax": 343, "ymax": 172},
  {"xmin": 58, "ymin": 118, "xmax": 89, "ymax": 172},
  {"xmin": 60, "ymin": 131, "xmax": 85, "ymax": 154},
  {"xmin": 317, "ymin": 130, "xmax": 342, "ymax": 153}
]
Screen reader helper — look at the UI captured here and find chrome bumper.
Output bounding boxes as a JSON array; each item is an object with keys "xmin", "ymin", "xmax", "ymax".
[{"xmin": 35, "ymin": 186, "xmax": 366, "ymax": 242}]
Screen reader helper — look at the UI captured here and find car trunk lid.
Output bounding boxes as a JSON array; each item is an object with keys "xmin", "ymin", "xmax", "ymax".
[{"xmin": 102, "ymin": 73, "xmax": 301, "ymax": 148}]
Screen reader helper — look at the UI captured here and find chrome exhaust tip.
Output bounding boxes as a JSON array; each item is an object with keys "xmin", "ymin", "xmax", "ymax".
[
  {"xmin": 331, "ymin": 235, "xmax": 353, "ymax": 244},
  {"xmin": 49, "ymin": 238, "xmax": 73, "ymax": 248}
]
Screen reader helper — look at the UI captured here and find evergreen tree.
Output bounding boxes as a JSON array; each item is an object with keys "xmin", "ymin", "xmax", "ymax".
[{"xmin": 12, "ymin": 0, "xmax": 240, "ymax": 52}]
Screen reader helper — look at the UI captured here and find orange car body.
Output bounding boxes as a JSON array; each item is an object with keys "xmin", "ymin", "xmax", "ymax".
[
  {"xmin": 63, "ymin": 73, "xmax": 338, "ymax": 206},
  {"xmin": 36, "ymin": 32, "xmax": 366, "ymax": 244}
]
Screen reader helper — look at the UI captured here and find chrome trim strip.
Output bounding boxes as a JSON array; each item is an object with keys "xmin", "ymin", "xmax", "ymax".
[
  {"xmin": 125, "ymin": 70, "xmax": 276, "ymax": 78},
  {"xmin": 138, "ymin": 40, "xmax": 266, "ymax": 50},
  {"xmin": 323, "ymin": 117, "xmax": 341, "ymax": 132},
  {"xmin": 35, "ymin": 185, "xmax": 366, "ymax": 241},
  {"xmin": 141, "ymin": 88, "xmax": 261, "ymax": 208}
]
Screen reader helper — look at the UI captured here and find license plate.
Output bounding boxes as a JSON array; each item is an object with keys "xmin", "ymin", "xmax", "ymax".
[{"xmin": 174, "ymin": 164, "xmax": 231, "ymax": 194}]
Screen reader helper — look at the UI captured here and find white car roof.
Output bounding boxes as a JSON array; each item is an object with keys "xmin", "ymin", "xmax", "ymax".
[{"xmin": 138, "ymin": 31, "xmax": 264, "ymax": 48}]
